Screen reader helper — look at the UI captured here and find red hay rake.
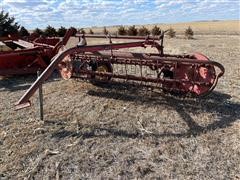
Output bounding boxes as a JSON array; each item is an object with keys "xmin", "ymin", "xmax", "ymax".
[{"xmin": 15, "ymin": 31, "xmax": 224, "ymax": 110}]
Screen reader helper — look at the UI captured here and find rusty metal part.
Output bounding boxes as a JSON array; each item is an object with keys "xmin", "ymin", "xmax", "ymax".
[
  {"xmin": 0, "ymin": 28, "xmax": 76, "ymax": 76},
  {"xmin": 58, "ymin": 55, "xmax": 73, "ymax": 80},
  {"xmin": 15, "ymin": 35, "xmax": 225, "ymax": 110}
]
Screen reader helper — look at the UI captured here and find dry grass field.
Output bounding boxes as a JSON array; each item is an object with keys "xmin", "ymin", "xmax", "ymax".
[
  {"xmin": 0, "ymin": 21, "xmax": 240, "ymax": 179},
  {"xmin": 86, "ymin": 20, "xmax": 240, "ymax": 35}
]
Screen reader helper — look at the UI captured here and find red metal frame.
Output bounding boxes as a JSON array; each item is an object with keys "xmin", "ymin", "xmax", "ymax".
[{"xmin": 15, "ymin": 34, "xmax": 225, "ymax": 110}]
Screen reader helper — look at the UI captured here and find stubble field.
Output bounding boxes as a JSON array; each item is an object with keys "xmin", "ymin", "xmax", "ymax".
[{"xmin": 0, "ymin": 30, "xmax": 240, "ymax": 179}]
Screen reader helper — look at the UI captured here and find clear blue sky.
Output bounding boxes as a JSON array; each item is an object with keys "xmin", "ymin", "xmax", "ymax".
[{"xmin": 0, "ymin": 0, "xmax": 239, "ymax": 29}]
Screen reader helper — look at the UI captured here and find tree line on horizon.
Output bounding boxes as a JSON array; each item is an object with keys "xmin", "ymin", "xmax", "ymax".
[
  {"xmin": 78, "ymin": 25, "xmax": 194, "ymax": 39},
  {"xmin": 0, "ymin": 10, "xmax": 194, "ymax": 39}
]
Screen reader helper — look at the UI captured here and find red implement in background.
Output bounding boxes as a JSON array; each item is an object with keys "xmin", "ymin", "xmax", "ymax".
[
  {"xmin": 0, "ymin": 28, "xmax": 76, "ymax": 76},
  {"xmin": 15, "ymin": 31, "xmax": 224, "ymax": 110}
]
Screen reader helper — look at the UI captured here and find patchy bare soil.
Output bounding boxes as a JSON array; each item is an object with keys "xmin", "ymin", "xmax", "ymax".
[{"xmin": 0, "ymin": 35, "xmax": 240, "ymax": 179}]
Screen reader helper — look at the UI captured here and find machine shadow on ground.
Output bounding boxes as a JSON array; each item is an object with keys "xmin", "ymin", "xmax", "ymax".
[{"xmin": 51, "ymin": 81, "xmax": 239, "ymax": 141}]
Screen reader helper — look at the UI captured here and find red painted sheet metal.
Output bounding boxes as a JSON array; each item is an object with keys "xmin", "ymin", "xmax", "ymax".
[{"xmin": 34, "ymin": 38, "xmax": 60, "ymax": 46}]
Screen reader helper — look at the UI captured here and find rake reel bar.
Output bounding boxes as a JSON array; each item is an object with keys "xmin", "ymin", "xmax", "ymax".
[{"xmin": 15, "ymin": 34, "xmax": 224, "ymax": 110}]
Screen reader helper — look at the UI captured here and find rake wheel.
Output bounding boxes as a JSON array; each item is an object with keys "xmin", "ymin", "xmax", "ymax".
[{"xmin": 91, "ymin": 61, "xmax": 113, "ymax": 82}]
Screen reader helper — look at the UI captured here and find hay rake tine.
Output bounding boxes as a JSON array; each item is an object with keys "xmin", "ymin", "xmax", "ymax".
[{"xmin": 15, "ymin": 32, "xmax": 225, "ymax": 110}]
